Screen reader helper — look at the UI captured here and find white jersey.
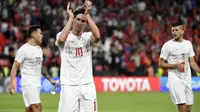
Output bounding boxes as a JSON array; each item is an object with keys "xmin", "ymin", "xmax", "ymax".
[
  {"xmin": 15, "ymin": 43, "xmax": 43, "ymax": 86},
  {"xmin": 56, "ymin": 32, "xmax": 94, "ymax": 85},
  {"xmin": 160, "ymin": 39, "xmax": 195, "ymax": 82}
]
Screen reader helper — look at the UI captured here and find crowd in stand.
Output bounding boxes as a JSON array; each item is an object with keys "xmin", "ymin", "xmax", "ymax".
[{"xmin": 0, "ymin": 0, "xmax": 200, "ymax": 78}]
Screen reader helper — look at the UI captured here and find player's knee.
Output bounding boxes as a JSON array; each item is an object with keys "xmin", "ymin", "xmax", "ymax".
[
  {"xmin": 30, "ymin": 104, "xmax": 39, "ymax": 112},
  {"xmin": 186, "ymin": 109, "xmax": 191, "ymax": 112},
  {"xmin": 37, "ymin": 103, "xmax": 42, "ymax": 112},
  {"xmin": 178, "ymin": 104, "xmax": 187, "ymax": 112},
  {"xmin": 186, "ymin": 105, "xmax": 192, "ymax": 112},
  {"xmin": 30, "ymin": 104, "xmax": 37, "ymax": 108}
]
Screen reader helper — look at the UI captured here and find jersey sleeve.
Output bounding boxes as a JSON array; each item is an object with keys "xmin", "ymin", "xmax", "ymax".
[
  {"xmin": 85, "ymin": 32, "xmax": 92, "ymax": 41},
  {"xmin": 55, "ymin": 32, "xmax": 63, "ymax": 48},
  {"xmin": 39, "ymin": 46, "xmax": 44, "ymax": 61},
  {"xmin": 15, "ymin": 47, "xmax": 26, "ymax": 63},
  {"xmin": 160, "ymin": 43, "xmax": 169, "ymax": 60},
  {"xmin": 85, "ymin": 32, "xmax": 100, "ymax": 46},
  {"xmin": 188, "ymin": 41, "xmax": 195, "ymax": 57}
]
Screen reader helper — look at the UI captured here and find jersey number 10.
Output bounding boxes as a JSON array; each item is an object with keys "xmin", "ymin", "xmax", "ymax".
[{"xmin": 76, "ymin": 47, "xmax": 83, "ymax": 57}]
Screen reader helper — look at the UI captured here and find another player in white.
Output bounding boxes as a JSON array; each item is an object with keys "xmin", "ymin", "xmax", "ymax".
[
  {"xmin": 9, "ymin": 25, "xmax": 56, "ymax": 112},
  {"xmin": 55, "ymin": 0, "xmax": 100, "ymax": 112},
  {"xmin": 159, "ymin": 22, "xmax": 200, "ymax": 112}
]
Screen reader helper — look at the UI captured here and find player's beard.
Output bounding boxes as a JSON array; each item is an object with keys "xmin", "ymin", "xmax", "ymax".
[
  {"xmin": 173, "ymin": 34, "xmax": 183, "ymax": 41},
  {"xmin": 75, "ymin": 26, "xmax": 85, "ymax": 35},
  {"xmin": 76, "ymin": 25, "xmax": 84, "ymax": 31}
]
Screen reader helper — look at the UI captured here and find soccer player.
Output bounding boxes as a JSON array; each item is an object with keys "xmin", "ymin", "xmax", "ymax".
[
  {"xmin": 55, "ymin": 0, "xmax": 100, "ymax": 111},
  {"xmin": 159, "ymin": 22, "xmax": 200, "ymax": 112},
  {"xmin": 8, "ymin": 25, "xmax": 56, "ymax": 112}
]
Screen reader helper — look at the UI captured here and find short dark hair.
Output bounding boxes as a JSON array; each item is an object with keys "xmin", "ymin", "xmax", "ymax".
[
  {"xmin": 27, "ymin": 25, "xmax": 41, "ymax": 38},
  {"xmin": 171, "ymin": 22, "xmax": 184, "ymax": 30},
  {"xmin": 73, "ymin": 5, "xmax": 85, "ymax": 18},
  {"xmin": 171, "ymin": 22, "xmax": 183, "ymax": 27}
]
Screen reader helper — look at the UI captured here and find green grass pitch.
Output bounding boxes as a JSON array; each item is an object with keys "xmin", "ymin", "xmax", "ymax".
[{"xmin": 0, "ymin": 92, "xmax": 199, "ymax": 112}]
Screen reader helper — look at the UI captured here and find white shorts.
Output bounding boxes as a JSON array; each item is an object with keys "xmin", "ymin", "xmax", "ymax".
[
  {"xmin": 22, "ymin": 85, "xmax": 41, "ymax": 107},
  {"xmin": 58, "ymin": 82, "xmax": 97, "ymax": 112},
  {"xmin": 168, "ymin": 80, "xmax": 193, "ymax": 105}
]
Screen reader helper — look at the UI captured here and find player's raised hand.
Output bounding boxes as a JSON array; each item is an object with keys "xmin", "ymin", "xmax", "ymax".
[
  {"xmin": 84, "ymin": 0, "xmax": 92, "ymax": 15},
  {"xmin": 8, "ymin": 84, "xmax": 15, "ymax": 95},
  {"xmin": 66, "ymin": 2, "xmax": 74, "ymax": 18}
]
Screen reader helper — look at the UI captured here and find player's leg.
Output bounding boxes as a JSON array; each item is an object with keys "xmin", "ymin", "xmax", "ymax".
[
  {"xmin": 177, "ymin": 104, "xmax": 187, "ymax": 112},
  {"xmin": 29, "ymin": 103, "xmax": 41, "ymax": 112},
  {"xmin": 30, "ymin": 86, "xmax": 41, "ymax": 112},
  {"xmin": 58, "ymin": 85, "xmax": 80, "ymax": 112},
  {"xmin": 168, "ymin": 80, "xmax": 187, "ymax": 112},
  {"xmin": 185, "ymin": 83, "xmax": 194, "ymax": 112},
  {"xmin": 81, "ymin": 83, "xmax": 97, "ymax": 112},
  {"xmin": 25, "ymin": 107, "xmax": 32, "ymax": 112},
  {"xmin": 30, "ymin": 104, "xmax": 40, "ymax": 112},
  {"xmin": 22, "ymin": 86, "xmax": 34, "ymax": 112},
  {"xmin": 29, "ymin": 106, "xmax": 33, "ymax": 112},
  {"xmin": 28, "ymin": 103, "xmax": 41, "ymax": 112},
  {"xmin": 22, "ymin": 85, "xmax": 41, "ymax": 112},
  {"xmin": 25, "ymin": 107, "xmax": 28, "ymax": 112},
  {"xmin": 36, "ymin": 103, "xmax": 42, "ymax": 112},
  {"xmin": 186, "ymin": 105, "xmax": 192, "ymax": 112}
]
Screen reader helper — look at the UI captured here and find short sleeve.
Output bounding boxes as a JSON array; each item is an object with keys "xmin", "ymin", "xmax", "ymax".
[
  {"xmin": 85, "ymin": 31, "xmax": 100, "ymax": 45},
  {"xmin": 188, "ymin": 41, "xmax": 195, "ymax": 57},
  {"xmin": 160, "ymin": 43, "xmax": 169, "ymax": 60},
  {"xmin": 15, "ymin": 47, "xmax": 26, "ymax": 63},
  {"xmin": 55, "ymin": 32, "xmax": 62, "ymax": 47},
  {"xmin": 85, "ymin": 32, "xmax": 92, "ymax": 41}
]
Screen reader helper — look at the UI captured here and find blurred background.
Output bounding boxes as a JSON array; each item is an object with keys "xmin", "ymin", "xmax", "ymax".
[{"xmin": 0, "ymin": 0, "xmax": 200, "ymax": 112}]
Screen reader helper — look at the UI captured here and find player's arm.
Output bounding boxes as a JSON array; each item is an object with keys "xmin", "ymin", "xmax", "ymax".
[
  {"xmin": 85, "ymin": 0, "xmax": 100, "ymax": 43},
  {"xmin": 188, "ymin": 41, "xmax": 200, "ymax": 72},
  {"xmin": 9, "ymin": 61, "xmax": 20, "ymax": 95},
  {"xmin": 41, "ymin": 65, "xmax": 56, "ymax": 85},
  {"xmin": 158, "ymin": 58, "xmax": 179, "ymax": 69},
  {"xmin": 56, "ymin": 2, "xmax": 74, "ymax": 46},
  {"xmin": 189, "ymin": 56, "xmax": 200, "ymax": 73}
]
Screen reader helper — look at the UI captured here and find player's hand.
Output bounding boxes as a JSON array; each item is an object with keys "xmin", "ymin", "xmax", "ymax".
[
  {"xmin": 176, "ymin": 63, "xmax": 184, "ymax": 71},
  {"xmin": 66, "ymin": 2, "xmax": 74, "ymax": 19},
  {"xmin": 84, "ymin": 0, "xmax": 92, "ymax": 15},
  {"xmin": 49, "ymin": 79, "xmax": 56, "ymax": 86},
  {"xmin": 8, "ymin": 84, "xmax": 15, "ymax": 95}
]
